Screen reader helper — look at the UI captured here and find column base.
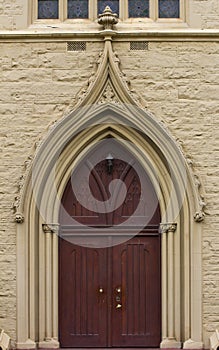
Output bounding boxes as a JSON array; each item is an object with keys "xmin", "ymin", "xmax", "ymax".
[
  {"xmin": 38, "ymin": 338, "xmax": 60, "ymax": 349},
  {"xmin": 160, "ymin": 338, "xmax": 182, "ymax": 348},
  {"xmin": 16, "ymin": 339, "xmax": 37, "ymax": 349},
  {"xmin": 183, "ymin": 339, "xmax": 204, "ymax": 349}
]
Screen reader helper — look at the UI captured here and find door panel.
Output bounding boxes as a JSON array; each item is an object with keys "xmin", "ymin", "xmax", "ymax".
[
  {"xmin": 111, "ymin": 236, "xmax": 161, "ymax": 347},
  {"xmin": 59, "ymin": 239, "xmax": 108, "ymax": 347},
  {"xmin": 59, "ymin": 233, "xmax": 161, "ymax": 348}
]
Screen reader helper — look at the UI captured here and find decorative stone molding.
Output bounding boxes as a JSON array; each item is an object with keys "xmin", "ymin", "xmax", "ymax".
[
  {"xmin": 73, "ymin": 15, "xmax": 144, "ymax": 111},
  {"xmin": 98, "ymin": 6, "xmax": 118, "ymax": 30},
  {"xmin": 161, "ymin": 338, "xmax": 181, "ymax": 348},
  {"xmin": 49, "ymin": 224, "xmax": 60, "ymax": 233},
  {"xmin": 98, "ymin": 84, "xmax": 119, "ymax": 104},
  {"xmin": 159, "ymin": 223, "xmax": 177, "ymax": 234},
  {"xmin": 172, "ymin": 143, "xmax": 206, "ymax": 224},
  {"xmin": 193, "ymin": 174, "xmax": 206, "ymax": 222},
  {"xmin": 42, "ymin": 224, "xmax": 59, "ymax": 234},
  {"xmin": 0, "ymin": 329, "xmax": 10, "ymax": 350},
  {"xmin": 38, "ymin": 338, "xmax": 59, "ymax": 349},
  {"xmin": 12, "ymin": 153, "xmax": 34, "ymax": 220},
  {"xmin": 210, "ymin": 329, "xmax": 219, "ymax": 350},
  {"xmin": 194, "ymin": 211, "xmax": 205, "ymax": 222},
  {"xmin": 42, "ymin": 224, "xmax": 53, "ymax": 234},
  {"xmin": 186, "ymin": 158, "xmax": 206, "ymax": 222},
  {"xmin": 183, "ymin": 338, "xmax": 204, "ymax": 349},
  {"xmin": 16, "ymin": 339, "xmax": 36, "ymax": 349},
  {"xmin": 15, "ymin": 212, "xmax": 24, "ymax": 224}
]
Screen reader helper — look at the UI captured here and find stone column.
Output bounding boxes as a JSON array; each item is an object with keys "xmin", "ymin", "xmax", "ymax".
[
  {"xmin": 183, "ymin": 219, "xmax": 203, "ymax": 350},
  {"xmin": 160, "ymin": 223, "xmax": 181, "ymax": 349},
  {"xmin": 38, "ymin": 224, "xmax": 59, "ymax": 349},
  {"xmin": 16, "ymin": 214, "xmax": 37, "ymax": 349}
]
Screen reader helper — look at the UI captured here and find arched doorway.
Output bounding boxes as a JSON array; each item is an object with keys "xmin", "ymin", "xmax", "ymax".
[
  {"xmin": 15, "ymin": 105, "xmax": 204, "ymax": 350},
  {"xmin": 59, "ymin": 143, "xmax": 161, "ymax": 347}
]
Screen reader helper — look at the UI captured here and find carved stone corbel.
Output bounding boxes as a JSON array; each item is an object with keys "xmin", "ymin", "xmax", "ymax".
[
  {"xmin": 194, "ymin": 211, "xmax": 205, "ymax": 222},
  {"xmin": 15, "ymin": 212, "xmax": 24, "ymax": 224}
]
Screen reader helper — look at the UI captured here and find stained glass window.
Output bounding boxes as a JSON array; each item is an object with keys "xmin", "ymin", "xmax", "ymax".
[
  {"xmin": 128, "ymin": 0, "xmax": 149, "ymax": 18},
  {"xmin": 98, "ymin": 1, "xmax": 119, "ymax": 15},
  {"xmin": 159, "ymin": 0, "xmax": 180, "ymax": 18},
  {"xmin": 68, "ymin": 0, "xmax": 88, "ymax": 18},
  {"xmin": 38, "ymin": 0, "xmax": 59, "ymax": 19}
]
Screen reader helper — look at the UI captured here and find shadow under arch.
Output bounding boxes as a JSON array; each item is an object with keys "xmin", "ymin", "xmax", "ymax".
[{"xmin": 16, "ymin": 103, "xmax": 203, "ymax": 349}]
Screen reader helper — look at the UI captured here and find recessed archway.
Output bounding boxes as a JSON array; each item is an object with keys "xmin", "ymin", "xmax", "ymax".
[
  {"xmin": 58, "ymin": 142, "xmax": 162, "ymax": 347},
  {"xmin": 15, "ymin": 103, "xmax": 203, "ymax": 349}
]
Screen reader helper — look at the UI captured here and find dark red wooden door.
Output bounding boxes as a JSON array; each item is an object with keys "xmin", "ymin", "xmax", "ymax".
[
  {"xmin": 59, "ymin": 156, "xmax": 161, "ymax": 348},
  {"xmin": 111, "ymin": 234, "xmax": 161, "ymax": 347},
  {"xmin": 59, "ymin": 240, "xmax": 108, "ymax": 347}
]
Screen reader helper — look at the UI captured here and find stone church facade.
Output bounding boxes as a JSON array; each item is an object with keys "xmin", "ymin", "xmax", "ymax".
[{"xmin": 0, "ymin": 1, "xmax": 219, "ymax": 349}]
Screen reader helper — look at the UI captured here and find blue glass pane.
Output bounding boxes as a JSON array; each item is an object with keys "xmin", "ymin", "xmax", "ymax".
[
  {"xmin": 98, "ymin": 1, "xmax": 119, "ymax": 15},
  {"xmin": 38, "ymin": 0, "xmax": 58, "ymax": 19},
  {"xmin": 159, "ymin": 0, "xmax": 180, "ymax": 18},
  {"xmin": 68, "ymin": 0, "xmax": 88, "ymax": 18},
  {"xmin": 128, "ymin": 0, "xmax": 149, "ymax": 18}
]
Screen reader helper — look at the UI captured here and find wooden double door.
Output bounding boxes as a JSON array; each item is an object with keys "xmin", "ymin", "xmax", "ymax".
[{"xmin": 59, "ymin": 157, "xmax": 161, "ymax": 348}]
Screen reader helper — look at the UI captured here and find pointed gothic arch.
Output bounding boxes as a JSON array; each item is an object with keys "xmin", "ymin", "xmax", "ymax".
[
  {"xmin": 16, "ymin": 103, "xmax": 203, "ymax": 349},
  {"xmin": 15, "ymin": 17, "xmax": 204, "ymax": 349}
]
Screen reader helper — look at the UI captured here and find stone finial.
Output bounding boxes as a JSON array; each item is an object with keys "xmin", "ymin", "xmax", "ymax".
[{"xmin": 98, "ymin": 6, "xmax": 118, "ymax": 30}]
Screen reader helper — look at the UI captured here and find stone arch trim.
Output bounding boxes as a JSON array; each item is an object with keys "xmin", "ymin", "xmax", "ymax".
[
  {"xmin": 16, "ymin": 104, "xmax": 203, "ymax": 349},
  {"xmin": 15, "ymin": 19, "xmax": 204, "ymax": 349}
]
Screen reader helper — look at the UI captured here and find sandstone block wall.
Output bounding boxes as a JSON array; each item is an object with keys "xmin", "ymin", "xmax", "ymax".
[
  {"xmin": 0, "ymin": 18, "xmax": 219, "ymax": 350},
  {"xmin": 0, "ymin": 40, "xmax": 103, "ymax": 342},
  {"xmin": 118, "ymin": 41, "xmax": 219, "ymax": 345}
]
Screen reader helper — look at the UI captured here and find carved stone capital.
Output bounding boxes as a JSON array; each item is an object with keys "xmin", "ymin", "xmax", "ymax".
[
  {"xmin": 42, "ymin": 224, "xmax": 59, "ymax": 234},
  {"xmin": 42, "ymin": 224, "xmax": 53, "ymax": 234},
  {"xmin": 98, "ymin": 6, "xmax": 118, "ymax": 30},
  {"xmin": 15, "ymin": 212, "xmax": 24, "ymax": 224},
  {"xmin": 49, "ymin": 224, "xmax": 60, "ymax": 233},
  {"xmin": 159, "ymin": 223, "xmax": 177, "ymax": 234}
]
